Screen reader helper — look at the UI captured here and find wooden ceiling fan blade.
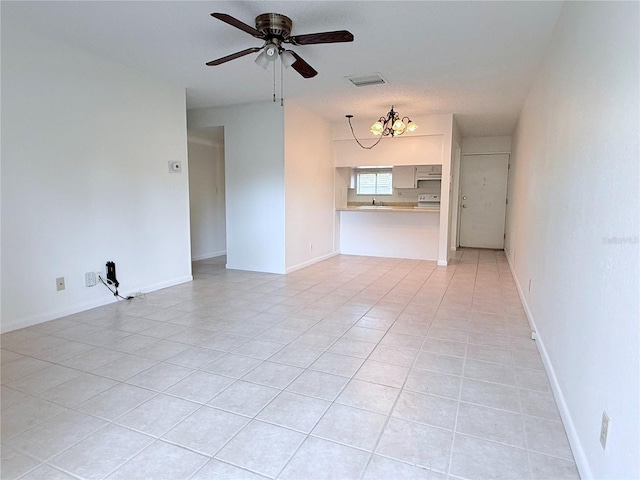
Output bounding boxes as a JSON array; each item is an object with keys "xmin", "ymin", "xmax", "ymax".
[
  {"xmin": 289, "ymin": 51, "xmax": 318, "ymax": 78},
  {"xmin": 211, "ymin": 13, "xmax": 265, "ymax": 38},
  {"xmin": 206, "ymin": 47, "xmax": 262, "ymax": 66},
  {"xmin": 287, "ymin": 30, "xmax": 354, "ymax": 45}
]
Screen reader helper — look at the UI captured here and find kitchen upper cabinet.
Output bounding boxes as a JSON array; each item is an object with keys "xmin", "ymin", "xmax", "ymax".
[
  {"xmin": 392, "ymin": 166, "xmax": 416, "ymax": 188},
  {"xmin": 334, "ymin": 135, "xmax": 444, "ymax": 167},
  {"xmin": 416, "ymin": 165, "xmax": 442, "ymax": 177}
]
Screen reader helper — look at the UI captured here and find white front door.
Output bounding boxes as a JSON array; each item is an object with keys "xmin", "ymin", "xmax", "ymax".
[{"xmin": 459, "ymin": 154, "xmax": 509, "ymax": 249}]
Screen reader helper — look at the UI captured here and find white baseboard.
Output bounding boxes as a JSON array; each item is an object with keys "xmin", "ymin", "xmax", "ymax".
[
  {"xmin": 437, "ymin": 260, "xmax": 448, "ymax": 266},
  {"xmin": 132, "ymin": 275, "xmax": 193, "ymax": 296},
  {"xmin": 338, "ymin": 250, "xmax": 437, "ymax": 262},
  {"xmin": 192, "ymin": 250, "xmax": 226, "ymax": 261},
  {"xmin": 1, "ymin": 297, "xmax": 119, "ymax": 334},
  {"xmin": 1, "ymin": 275, "xmax": 193, "ymax": 334},
  {"xmin": 505, "ymin": 249, "xmax": 591, "ymax": 480},
  {"xmin": 285, "ymin": 251, "xmax": 339, "ymax": 274}
]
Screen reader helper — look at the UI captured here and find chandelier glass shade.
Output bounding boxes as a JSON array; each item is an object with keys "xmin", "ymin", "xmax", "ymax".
[{"xmin": 370, "ymin": 106, "xmax": 418, "ymax": 137}]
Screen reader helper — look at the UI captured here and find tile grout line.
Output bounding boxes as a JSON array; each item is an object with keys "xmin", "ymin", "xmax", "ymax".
[
  {"xmin": 356, "ymin": 259, "xmax": 453, "ymax": 479},
  {"xmin": 445, "ymin": 248, "xmax": 479, "ymax": 478},
  {"xmin": 272, "ymin": 260, "xmax": 438, "ymax": 479},
  {"xmin": 191, "ymin": 258, "xmax": 413, "ymax": 479}
]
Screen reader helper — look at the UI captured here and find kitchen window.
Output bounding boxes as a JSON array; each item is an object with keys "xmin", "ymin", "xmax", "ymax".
[{"xmin": 356, "ymin": 169, "xmax": 393, "ymax": 195}]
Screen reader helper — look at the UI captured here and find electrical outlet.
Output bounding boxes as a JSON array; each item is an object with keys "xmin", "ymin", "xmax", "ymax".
[
  {"xmin": 600, "ymin": 411, "xmax": 610, "ymax": 449},
  {"xmin": 85, "ymin": 272, "xmax": 97, "ymax": 287},
  {"xmin": 56, "ymin": 277, "xmax": 65, "ymax": 291}
]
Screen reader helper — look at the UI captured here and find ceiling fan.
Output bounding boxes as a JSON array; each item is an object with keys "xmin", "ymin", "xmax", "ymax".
[{"xmin": 206, "ymin": 13, "xmax": 354, "ymax": 78}]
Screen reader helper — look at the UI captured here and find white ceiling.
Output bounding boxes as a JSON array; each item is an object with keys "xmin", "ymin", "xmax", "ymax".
[{"xmin": 2, "ymin": 1, "xmax": 564, "ymax": 136}]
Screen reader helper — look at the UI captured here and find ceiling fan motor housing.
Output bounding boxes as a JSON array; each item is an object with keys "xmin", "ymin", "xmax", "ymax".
[{"xmin": 256, "ymin": 13, "xmax": 292, "ymax": 39}]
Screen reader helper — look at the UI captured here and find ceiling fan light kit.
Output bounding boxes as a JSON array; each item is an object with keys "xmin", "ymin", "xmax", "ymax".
[
  {"xmin": 254, "ymin": 42, "xmax": 279, "ymax": 69},
  {"xmin": 347, "ymin": 106, "xmax": 418, "ymax": 150}
]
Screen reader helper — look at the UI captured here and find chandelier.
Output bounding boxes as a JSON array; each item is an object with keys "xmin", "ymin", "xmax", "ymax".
[{"xmin": 346, "ymin": 106, "xmax": 418, "ymax": 149}]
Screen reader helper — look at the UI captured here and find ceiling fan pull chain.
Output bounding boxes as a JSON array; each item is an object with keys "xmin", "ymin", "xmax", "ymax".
[
  {"xmin": 280, "ymin": 58, "xmax": 284, "ymax": 107},
  {"xmin": 273, "ymin": 61, "xmax": 276, "ymax": 103}
]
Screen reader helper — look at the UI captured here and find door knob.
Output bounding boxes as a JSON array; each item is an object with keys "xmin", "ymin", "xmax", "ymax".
[{"xmin": 462, "ymin": 204, "xmax": 467, "ymax": 208}]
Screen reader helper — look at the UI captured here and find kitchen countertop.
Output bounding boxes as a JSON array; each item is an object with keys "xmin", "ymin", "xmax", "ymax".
[{"xmin": 337, "ymin": 205, "xmax": 440, "ymax": 213}]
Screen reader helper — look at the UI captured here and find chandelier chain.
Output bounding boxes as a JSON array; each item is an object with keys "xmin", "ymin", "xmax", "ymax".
[{"xmin": 347, "ymin": 116, "xmax": 383, "ymax": 150}]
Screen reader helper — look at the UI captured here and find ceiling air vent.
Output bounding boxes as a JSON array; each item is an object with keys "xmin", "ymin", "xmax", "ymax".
[{"xmin": 346, "ymin": 73, "xmax": 387, "ymax": 87}]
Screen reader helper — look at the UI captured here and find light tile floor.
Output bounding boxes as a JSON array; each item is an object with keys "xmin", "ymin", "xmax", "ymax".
[{"xmin": 1, "ymin": 250, "xmax": 580, "ymax": 479}]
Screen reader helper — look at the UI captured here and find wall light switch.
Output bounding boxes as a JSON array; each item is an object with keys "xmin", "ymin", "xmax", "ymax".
[{"xmin": 168, "ymin": 161, "xmax": 182, "ymax": 173}]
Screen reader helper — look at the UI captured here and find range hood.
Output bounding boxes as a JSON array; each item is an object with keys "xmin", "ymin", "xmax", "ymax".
[
  {"xmin": 416, "ymin": 172, "xmax": 442, "ymax": 181},
  {"xmin": 415, "ymin": 165, "xmax": 442, "ymax": 181}
]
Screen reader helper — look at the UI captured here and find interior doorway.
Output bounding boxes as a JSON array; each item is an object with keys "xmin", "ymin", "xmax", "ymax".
[
  {"xmin": 458, "ymin": 153, "xmax": 509, "ymax": 249},
  {"xmin": 187, "ymin": 127, "xmax": 226, "ymax": 261}
]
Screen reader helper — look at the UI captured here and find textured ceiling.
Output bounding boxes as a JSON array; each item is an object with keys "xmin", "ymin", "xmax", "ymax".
[{"xmin": 2, "ymin": 1, "xmax": 563, "ymax": 136}]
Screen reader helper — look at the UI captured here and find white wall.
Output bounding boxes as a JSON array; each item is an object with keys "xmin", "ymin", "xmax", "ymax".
[
  {"xmin": 462, "ymin": 136, "xmax": 512, "ymax": 154},
  {"xmin": 284, "ymin": 103, "xmax": 336, "ymax": 272},
  {"xmin": 339, "ymin": 211, "xmax": 440, "ymax": 260},
  {"xmin": 505, "ymin": 2, "xmax": 639, "ymax": 478},
  {"xmin": 334, "ymin": 135, "xmax": 444, "ymax": 167},
  {"xmin": 187, "ymin": 135, "xmax": 226, "ymax": 260},
  {"xmin": 188, "ymin": 102, "xmax": 286, "ymax": 273},
  {"xmin": 1, "ymin": 22, "xmax": 192, "ymax": 333},
  {"xmin": 449, "ymin": 120, "xmax": 462, "ymax": 251}
]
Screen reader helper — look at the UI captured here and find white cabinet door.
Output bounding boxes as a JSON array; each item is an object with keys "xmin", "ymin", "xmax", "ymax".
[
  {"xmin": 416, "ymin": 165, "xmax": 442, "ymax": 176},
  {"xmin": 392, "ymin": 166, "xmax": 416, "ymax": 188}
]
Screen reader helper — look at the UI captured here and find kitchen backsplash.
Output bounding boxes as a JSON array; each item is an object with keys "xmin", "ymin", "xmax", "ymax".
[{"xmin": 347, "ymin": 184, "xmax": 441, "ymax": 203}]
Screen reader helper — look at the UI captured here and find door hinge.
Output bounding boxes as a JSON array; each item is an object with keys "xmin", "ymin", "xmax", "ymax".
[
  {"xmin": 504, "ymin": 233, "xmax": 506, "ymax": 239},
  {"xmin": 506, "ymin": 198, "xmax": 508, "ymax": 205}
]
